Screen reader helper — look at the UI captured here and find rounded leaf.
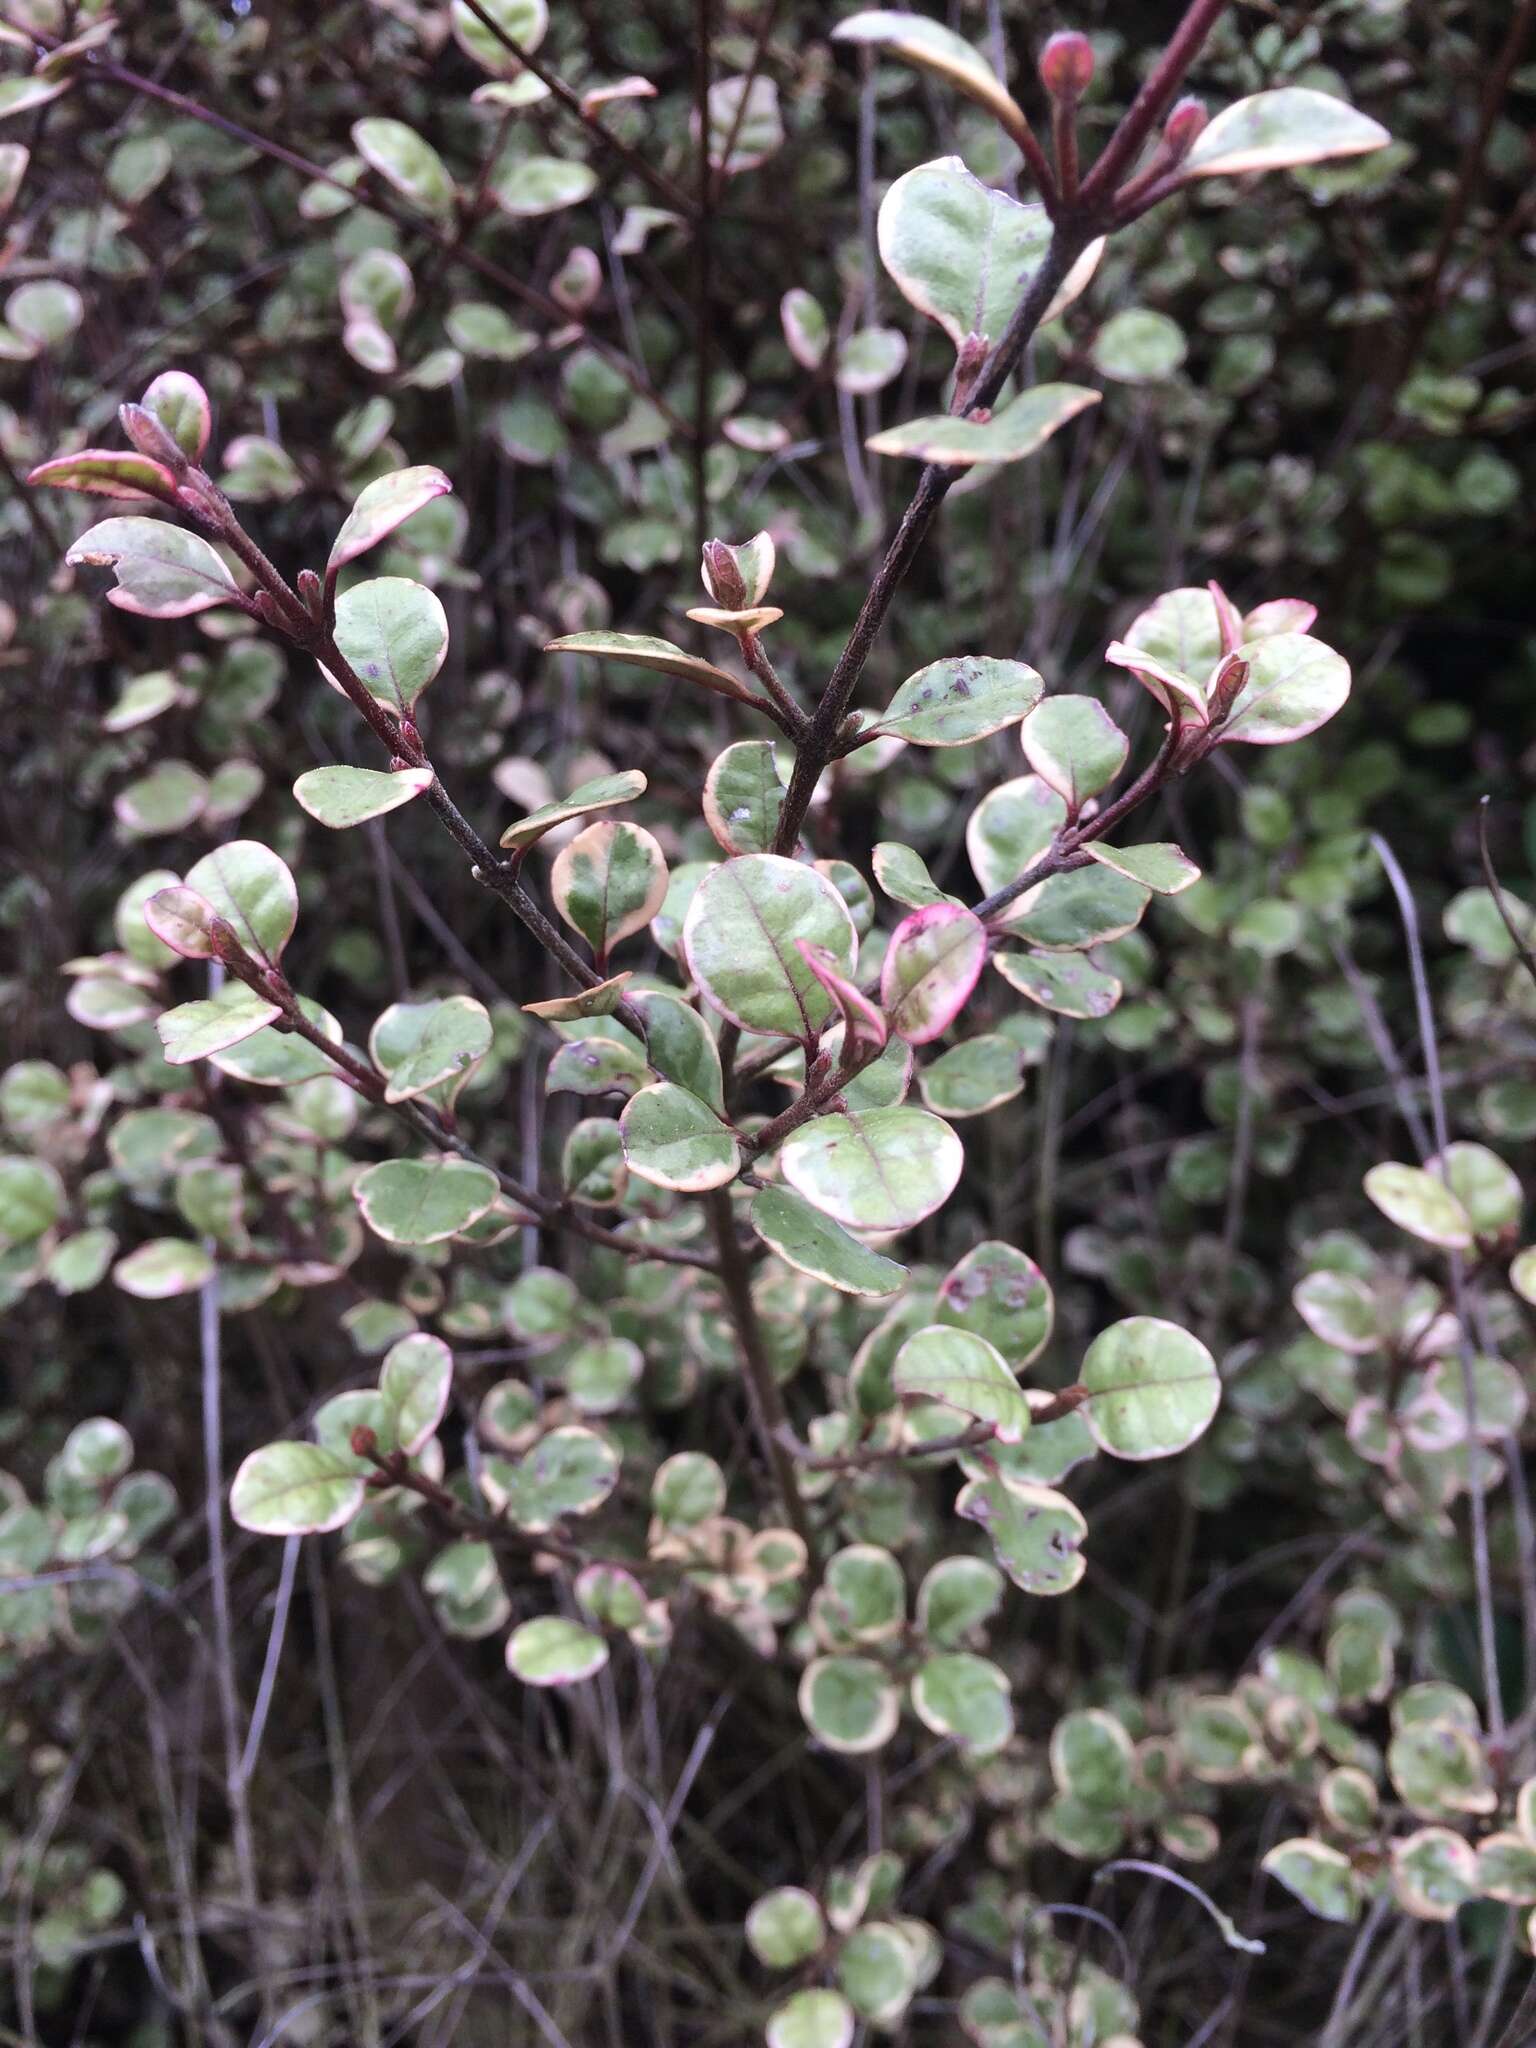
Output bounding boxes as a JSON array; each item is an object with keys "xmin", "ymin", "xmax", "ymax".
[
  {"xmin": 183, "ymin": 840, "xmax": 297, "ymax": 967},
  {"xmin": 506, "ymin": 1616, "xmax": 609, "ymax": 1686},
  {"xmin": 892, "ymin": 1326, "xmax": 1030, "ymax": 1443},
  {"xmin": 911, "ymin": 1652, "xmax": 1013, "ymax": 1754},
  {"xmin": 230, "ymin": 1442, "xmax": 367, "ymax": 1536},
  {"xmin": 551, "ymin": 819, "xmax": 669, "ymax": 958},
  {"xmin": 746, "ymin": 1887, "xmax": 826, "ymax": 1968},
  {"xmin": 684, "ymin": 855, "xmax": 858, "ymax": 1039},
  {"xmin": 766, "ymin": 1989, "xmax": 854, "ymax": 2048},
  {"xmin": 330, "ymin": 576, "xmax": 449, "ymax": 715},
  {"xmin": 355, "ymin": 1157, "xmax": 499, "ymax": 1245},
  {"xmin": 620, "ymin": 1082, "xmax": 739, "ymax": 1192},
  {"xmin": 66, "ymin": 517, "xmax": 238, "ymax": 619},
  {"xmin": 293, "ymin": 765, "xmax": 434, "ymax": 829},
  {"xmin": 329, "ymin": 465, "xmax": 452, "ymax": 573},
  {"xmin": 1182, "ymin": 88, "xmax": 1390, "ymax": 180},
  {"xmin": 876, "ymin": 655, "xmax": 1043, "ymax": 747},
  {"xmin": 881, "ymin": 904, "xmax": 987, "ymax": 1044},
  {"xmin": 1363, "ymin": 1163, "xmax": 1474, "ymax": 1250},
  {"xmin": 780, "ymin": 1107, "xmax": 962, "ymax": 1232},
  {"xmin": 799, "ymin": 1655, "xmax": 901, "ymax": 1754},
  {"xmin": 1080, "ymin": 1316, "xmax": 1220, "ymax": 1459},
  {"xmin": 751, "ymin": 1186, "xmax": 906, "ymax": 1297}
]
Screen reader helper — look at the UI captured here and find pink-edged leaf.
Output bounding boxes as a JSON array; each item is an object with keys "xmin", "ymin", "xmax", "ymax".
[
  {"xmin": 1207, "ymin": 580, "xmax": 1243, "ymax": 655},
  {"xmin": 141, "ymin": 370, "xmax": 212, "ymax": 460},
  {"xmin": 328, "ymin": 464, "xmax": 453, "ymax": 573},
  {"xmin": 881, "ymin": 903, "xmax": 987, "ymax": 1045},
  {"xmin": 28, "ymin": 449, "xmax": 179, "ymax": 503},
  {"xmin": 1244, "ymin": 597, "xmax": 1318, "ymax": 640},
  {"xmin": 1102, "ymin": 639, "xmax": 1208, "ymax": 720},
  {"xmin": 144, "ymin": 885, "xmax": 225, "ymax": 960},
  {"xmin": 65, "ymin": 516, "xmax": 241, "ymax": 619},
  {"xmin": 796, "ymin": 940, "xmax": 888, "ymax": 1051}
]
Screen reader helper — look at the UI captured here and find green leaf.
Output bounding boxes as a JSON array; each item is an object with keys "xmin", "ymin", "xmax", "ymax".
[
  {"xmin": 1293, "ymin": 1270, "xmax": 1379, "ymax": 1353},
  {"xmin": 1008, "ymin": 866, "xmax": 1150, "ymax": 952},
  {"xmin": 1051, "ymin": 1707, "xmax": 1135, "ymax": 1806},
  {"xmin": 113, "ymin": 1237, "xmax": 214, "ymax": 1299},
  {"xmin": 551, "ymin": 819, "xmax": 669, "ymax": 959},
  {"xmin": 1093, "ymin": 307, "xmax": 1187, "ymax": 383},
  {"xmin": 66, "ymin": 517, "xmax": 238, "ymax": 619},
  {"xmin": 702, "ymin": 740, "xmax": 786, "ymax": 855},
  {"xmin": 230, "ymin": 1441, "xmax": 367, "ymax": 1536},
  {"xmin": 766, "ymin": 1989, "xmax": 854, "ymax": 2048},
  {"xmin": 0, "ymin": 76, "xmax": 71, "ymax": 122},
  {"xmin": 834, "ymin": 325, "xmax": 906, "ymax": 398},
  {"xmin": 352, "ymin": 117, "xmax": 456, "ymax": 218},
  {"xmin": 445, "ymin": 300, "xmax": 537, "ymax": 361},
  {"xmin": 499, "ymin": 769, "xmax": 647, "ymax": 851},
  {"xmin": 451, "ymin": 0, "xmax": 548, "ymax": 73},
  {"xmin": 991, "ymin": 954, "xmax": 1122, "ymax": 1024},
  {"xmin": 1084, "ymin": 841, "xmax": 1201, "ymax": 895},
  {"xmin": 780, "ymin": 1107, "xmax": 962, "ymax": 1231},
  {"xmin": 1182, "ymin": 88, "xmax": 1390, "ymax": 180},
  {"xmin": 911, "ymin": 1652, "xmax": 1013, "ymax": 1754},
  {"xmin": 486, "ymin": 1426, "xmax": 620, "ymax": 1530},
  {"xmin": 652, "ymin": 1450, "xmax": 726, "ymax": 1527},
  {"xmin": 293, "ymin": 764, "xmax": 434, "ymax": 828},
  {"xmin": 798, "ymin": 1655, "xmax": 901, "ymax": 1754},
  {"xmin": 873, "ymin": 654, "xmax": 1042, "ymax": 747},
  {"xmin": 881, "ymin": 904, "xmax": 987, "ymax": 1044},
  {"xmin": 914, "ymin": 1555, "xmax": 1005, "ymax": 1645},
  {"xmin": 378, "ymin": 1332, "xmax": 453, "ymax": 1453},
  {"xmin": 141, "ymin": 370, "xmax": 212, "ymax": 459},
  {"xmin": 781, "ymin": 287, "xmax": 829, "ymax": 369},
  {"xmin": 919, "ymin": 1033, "xmax": 1025, "ymax": 1117},
  {"xmin": 1219, "ymin": 634, "xmax": 1352, "ymax": 745},
  {"xmin": 1388, "ymin": 1828, "xmax": 1479, "ymax": 1920},
  {"xmin": 629, "ymin": 990, "xmax": 724, "ymax": 1111},
  {"xmin": 211, "ymin": 997, "xmax": 342, "ymax": 1087},
  {"xmin": 329, "ymin": 466, "xmax": 452, "ymax": 572},
  {"xmin": 330, "ymin": 576, "xmax": 448, "ymax": 716},
  {"xmin": 564, "ymin": 1336, "xmax": 643, "ymax": 1414},
  {"xmin": 183, "ymin": 840, "xmax": 298, "ymax": 966},
  {"xmin": 354, "ymin": 1158, "xmax": 499, "ymax": 1245},
  {"xmin": 956, "ymin": 1474, "xmax": 1087, "ymax": 1594},
  {"xmin": 836, "ymin": 1920, "xmax": 920, "ymax": 2025},
  {"xmin": 620, "ymin": 1082, "xmax": 739, "ymax": 1192},
  {"xmin": 875, "ymin": 155, "xmax": 1102, "ymax": 354},
  {"xmin": 873, "ymin": 841, "xmax": 960, "ymax": 910},
  {"xmin": 372, "ymin": 996, "xmax": 493, "ymax": 1106},
  {"xmin": 938, "ymin": 1240, "xmax": 1053, "ymax": 1368},
  {"xmin": 492, "ymin": 155, "xmax": 599, "ymax": 217},
  {"xmin": 1261, "ymin": 1839, "xmax": 1362, "ymax": 1924},
  {"xmin": 1080, "ymin": 1316, "xmax": 1221, "ymax": 1459},
  {"xmin": 523, "ymin": 973, "xmax": 632, "ymax": 1021},
  {"xmin": 157, "ymin": 985, "xmax": 282, "ymax": 1066},
  {"xmin": 892, "ymin": 1326, "xmax": 1030, "ymax": 1442},
  {"xmin": 29, "ymin": 448, "xmax": 178, "ymax": 502},
  {"xmin": 684, "ymin": 854, "xmax": 858, "ymax": 1039},
  {"xmin": 746, "ymin": 1888, "xmax": 827, "ymax": 1968},
  {"xmin": 867, "ymin": 383, "xmax": 1100, "ymax": 466},
  {"xmin": 832, "ymin": 14, "xmax": 1025, "ymax": 139},
  {"xmin": 0, "ymin": 1155, "xmax": 64, "ymax": 1247},
  {"xmin": 1474, "ymin": 1831, "xmax": 1536, "ymax": 1906},
  {"xmin": 506, "ymin": 1615, "xmax": 609, "ymax": 1686},
  {"xmin": 967, "ymin": 774, "xmax": 1066, "ymax": 907},
  {"xmin": 1363, "ymin": 1162, "xmax": 1474, "ymax": 1249},
  {"xmin": 46, "ymin": 1228, "xmax": 117, "ymax": 1296},
  {"xmin": 545, "ymin": 631, "xmax": 753, "ymax": 705},
  {"xmin": 1019, "ymin": 696, "xmax": 1129, "ymax": 810},
  {"xmin": 1430, "ymin": 1141, "xmax": 1522, "ymax": 1237},
  {"xmin": 751, "ymin": 1186, "xmax": 906, "ymax": 1297}
]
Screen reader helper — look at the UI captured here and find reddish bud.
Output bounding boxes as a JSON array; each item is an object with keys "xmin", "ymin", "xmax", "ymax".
[
  {"xmin": 119, "ymin": 402, "xmax": 186, "ymax": 470},
  {"xmin": 350, "ymin": 1425, "xmax": 378, "ymax": 1459},
  {"xmin": 1038, "ymin": 30, "xmax": 1094, "ymax": 101},
  {"xmin": 701, "ymin": 539, "xmax": 748, "ymax": 610},
  {"xmin": 1163, "ymin": 96, "xmax": 1208, "ymax": 161}
]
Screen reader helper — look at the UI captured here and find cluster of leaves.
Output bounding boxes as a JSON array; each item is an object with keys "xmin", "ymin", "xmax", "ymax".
[{"xmin": 2, "ymin": 0, "xmax": 1535, "ymax": 2043}]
